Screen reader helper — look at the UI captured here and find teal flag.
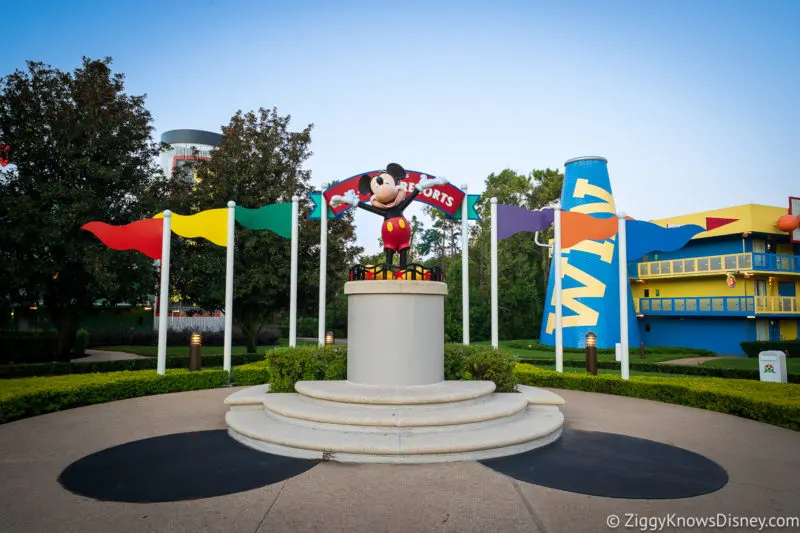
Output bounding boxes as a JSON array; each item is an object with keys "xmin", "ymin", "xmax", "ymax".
[
  {"xmin": 307, "ymin": 192, "xmax": 337, "ymax": 220},
  {"xmin": 234, "ymin": 203, "xmax": 292, "ymax": 238},
  {"xmin": 445, "ymin": 194, "xmax": 482, "ymax": 220}
]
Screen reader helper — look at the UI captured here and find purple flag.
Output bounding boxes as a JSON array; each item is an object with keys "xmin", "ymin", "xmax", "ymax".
[{"xmin": 497, "ymin": 205, "xmax": 555, "ymax": 240}]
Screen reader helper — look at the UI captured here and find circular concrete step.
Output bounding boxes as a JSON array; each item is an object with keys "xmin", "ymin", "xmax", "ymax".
[
  {"xmin": 261, "ymin": 392, "xmax": 529, "ymax": 427},
  {"xmin": 294, "ymin": 380, "xmax": 496, "ymax": 405},
  {"xmin": 226, "ymin": 405, "xmax": 564, "ymax": 463}
]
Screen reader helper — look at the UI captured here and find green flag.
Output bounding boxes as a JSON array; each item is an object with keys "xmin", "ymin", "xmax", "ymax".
[{"xmin": 235, "ymin": 203, "xmax": 292, "ymax": 238}]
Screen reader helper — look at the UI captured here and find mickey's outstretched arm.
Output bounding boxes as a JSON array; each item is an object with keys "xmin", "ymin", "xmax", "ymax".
[
  {"xmin": 330, "ymin": 189, "xmax": 386, "ymax": 216},
  {"xmin": 397, "ymin": 187, "xmax": 420, "ymax": 211},
  {"xmin": 400, "ymin": 175, "xmax": 449, "ymax": 210}
]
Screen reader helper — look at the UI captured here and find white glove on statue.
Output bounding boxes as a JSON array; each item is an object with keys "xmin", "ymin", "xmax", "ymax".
[
  {"xmin": 330, "ymin": 189, "xmax": 359, "ymax": 207},
  {"xmin": 415, "ymin": 175, "xmax": 449, "ymax": 191}
]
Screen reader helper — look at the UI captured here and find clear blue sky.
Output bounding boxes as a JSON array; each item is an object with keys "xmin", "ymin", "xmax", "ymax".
[{"xmin": 5, "ymin": 0, "xmax": 799, "ymax": 254}]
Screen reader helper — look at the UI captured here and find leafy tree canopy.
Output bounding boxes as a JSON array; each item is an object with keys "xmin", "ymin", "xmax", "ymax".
[
  {"xmin": 0, "ymin": 57, "xmax": 166, "ymax": 357},
  {"xmin": 165, "ymin": 108, "xmax": 361, "ymax": 351}
]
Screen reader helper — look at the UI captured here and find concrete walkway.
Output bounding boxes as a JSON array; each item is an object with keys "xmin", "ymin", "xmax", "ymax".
[
  {"xmin": 659, "ymin": 356, "xmax": 739, "ymax": 366},
  {"xmin": 71, "ymin": 349, "xmax": 149, "ymax": 363},
  {"xmin": 1, "ymin": 387, "xmax": 798, "ymax": 532}
]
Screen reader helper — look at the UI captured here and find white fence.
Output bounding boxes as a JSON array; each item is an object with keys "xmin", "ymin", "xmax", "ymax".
[{"xmin": 153, "ymin": 316, "xmax": 225, "ymax": 332}]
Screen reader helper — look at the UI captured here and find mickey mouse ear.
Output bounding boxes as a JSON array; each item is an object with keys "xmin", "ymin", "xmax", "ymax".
[{"xmin": 386, "ymin": 163, "xmax": 406, "ymax": 180}]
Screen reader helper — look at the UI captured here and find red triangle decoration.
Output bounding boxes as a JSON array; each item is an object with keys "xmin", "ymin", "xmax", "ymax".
[{"xmin": 705, "ymin": 217, "xmax": 738, "ymax": 231}]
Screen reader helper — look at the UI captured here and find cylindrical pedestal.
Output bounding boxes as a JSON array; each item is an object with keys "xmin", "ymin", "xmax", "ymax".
[{"xmin": 345, "ymin": 280, "xmax": 447, "ymax": 386}]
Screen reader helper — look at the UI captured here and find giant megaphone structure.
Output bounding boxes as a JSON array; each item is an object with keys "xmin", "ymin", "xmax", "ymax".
[{"xmin": 539, "ymin": 156, "xmax": 640, "ymax": 350}]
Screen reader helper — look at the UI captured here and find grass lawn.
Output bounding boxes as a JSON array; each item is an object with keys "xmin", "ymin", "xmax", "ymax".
[
  {"xmin": 501, "ymin": 346, "xmax": 685, "ymax": 363},
  {"xmin": 702, "ymin": 357, "xmax": 800, "ymax": 373},
  {"xmin": 521, "ymin": 363, "xmax": 670, "ymax": 378},
  {"xmin": 480, "ymin": 339, "xmax": 700, "ymax": 363}
]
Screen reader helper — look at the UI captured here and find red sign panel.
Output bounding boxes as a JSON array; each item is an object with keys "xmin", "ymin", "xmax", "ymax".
[{"xmin": 322, "ymin": 170, "xmax": 465, "ymax": 218}]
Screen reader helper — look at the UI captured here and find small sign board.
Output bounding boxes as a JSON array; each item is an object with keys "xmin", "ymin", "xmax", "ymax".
[
  {"xmin": 758, "ymin": 350, "xmax": 787, "ymax": 383},
  {"xmin": 790, "ymin": 196, "xmax": 800, "ymax": 244}
]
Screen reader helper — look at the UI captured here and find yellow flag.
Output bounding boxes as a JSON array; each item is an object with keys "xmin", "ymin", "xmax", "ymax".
[{"xmin": 154, "ymin": 208, "xmax": 228, "ymax": 247}]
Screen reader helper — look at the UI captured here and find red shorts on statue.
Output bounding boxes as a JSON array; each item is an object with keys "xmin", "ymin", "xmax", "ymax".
[{"xmin": 382, "ymin": 216, "xmax": 411, "ymax": 252}]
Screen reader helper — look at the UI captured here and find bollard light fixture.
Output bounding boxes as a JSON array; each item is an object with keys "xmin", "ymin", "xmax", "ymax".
[
  {"xmin": 325, "ymin": 331, "xmax": 335, "ymax": 345},
  {"xmin": 189, "ymin": 332, "xmax": 202, "ymax": 371},
  {"xmin": 586, "ymin": 332, "xmax": 596, "ymax": 348},
  {"xmin": 585, "ymin": 332, "xmax": 597, "ymax": 375}
]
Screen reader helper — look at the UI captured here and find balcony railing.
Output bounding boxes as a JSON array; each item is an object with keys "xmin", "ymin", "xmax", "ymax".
[
  {"xmin": 638, "ymin": 296, "xmax": 800, "ymax": 316},
  {"xmin": 635, "ymin": 252, "xmax": 800, "ymax": 279},
  {"xmin": 755, "ymin": 296, "xmax": 799, "ymax": 314}
]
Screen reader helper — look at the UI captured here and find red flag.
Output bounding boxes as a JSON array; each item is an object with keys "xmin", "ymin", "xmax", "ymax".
[
  {"xmin": 0, "ymin": 143, "xmax": 9, "ymax": 167},
  {"xmin": 706, "ymin": 217, "xmax": 738, "ymax": 231},
  {"xmin": 81, "ymin": 219, "xmax": 164, "ymax": 259}
]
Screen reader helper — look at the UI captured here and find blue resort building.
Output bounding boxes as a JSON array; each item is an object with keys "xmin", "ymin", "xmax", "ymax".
[{"xmin": 630, "ymin": 202, "xmax": 800, "ymax": 355}]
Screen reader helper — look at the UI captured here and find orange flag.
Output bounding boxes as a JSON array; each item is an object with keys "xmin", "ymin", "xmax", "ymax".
[{"xmin": 561, "ymin": 212, "xmax": 625, "ymax": 249}]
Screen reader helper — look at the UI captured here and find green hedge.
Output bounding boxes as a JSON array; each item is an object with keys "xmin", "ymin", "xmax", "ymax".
[
  {"xmin": 0, "ymin": 369, "xmax": 228, "ymax": 425},
  {"xmin": 255, "ymin": 344, "xmax": 518, "ymax": 393},
  {"xmin": 740, "ymin": 340, "xmax": 800, "ymax": 358},
  {"xmin": 0, "ymin": 352, "xmax": 265, "ymax": 379},
  {"xmin": 507, "ymin": 340, "xmax": 713, "ymax": 356},
  {"xmin": 0, "ymin": 330, "xmax": 61, "ymax": 364},
  {"xmin": 515, "ymin": 357, "xmax": 800, "ymax": 383},
  {"xmin": 514, "ymin": 364, "xmax": 800, "ymax": 432},
  {"xmin": 232, "ymin": 359, "xmax": 272, "ymax": 386}
]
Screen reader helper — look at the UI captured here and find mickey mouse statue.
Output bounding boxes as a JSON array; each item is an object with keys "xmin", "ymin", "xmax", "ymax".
[{"xmin": 330, "ymin": 163, "xmax": 448, "ymax": 269}]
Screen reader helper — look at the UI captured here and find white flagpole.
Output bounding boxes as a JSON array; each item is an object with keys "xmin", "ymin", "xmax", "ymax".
[
  {"xmin": 618, "ymin": 212, "xmax": 630, "ymax": 380},
  {"xmin": 490, "ymin": 197, "xmax": 498, "ymax": 349},
  {"xmin": 289, "ymin": 195, "xmax": 299, "ymax": 348},
  {"xmin": 461, "ymin": 186, "xmax": 470, "ymax": 345},
  {"xmin": 224, "ymin": 201, "xmax": 235, "ymax": 373},
  {"xmin": 554, "ymin": 205, "xmax": 563, "ymax": 373},
  {"xmin": 318, "ymin": 194, "xmax": 328, "ymax": 346},
  {"xmin": 157, "ymin": 210, "xmax": 172, "ymax": 375}
]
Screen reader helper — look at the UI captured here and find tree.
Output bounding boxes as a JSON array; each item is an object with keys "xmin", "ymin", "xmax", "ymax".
[
  {"xmin": 166, "ymin": 108, "xmax": 361, "ymax": 352},
  {"xmin": 466, "ymin": 168, "xmax": 563, "ymax": 341},
  {"xmin": 0, "ymin": 58, "xmax": 165, "ymax": 358}
]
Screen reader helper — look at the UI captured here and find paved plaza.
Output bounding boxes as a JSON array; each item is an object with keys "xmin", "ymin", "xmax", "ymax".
[{"xmin": 1, "ymin": 387, "xmax": 798, "ymax": 533}]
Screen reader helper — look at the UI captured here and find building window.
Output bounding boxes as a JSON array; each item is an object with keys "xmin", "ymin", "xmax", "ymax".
[{"xmin": 644, "ymin": 289, "xmax": 650, "ymax": 298}]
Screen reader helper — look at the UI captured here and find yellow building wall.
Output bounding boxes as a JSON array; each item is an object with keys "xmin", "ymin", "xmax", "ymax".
[
  {"xmin": 780, "ymin": 320, "xmax": 798, "ymax": 340},
  {"xmin": 630, "ymin": 275, "xmax": 800, "ymax": 298},
  {"xmin": 646, "ymin": 204, "xmax": 787, "ymax": 240},
  {"xmin": 630, "ymin": 277, "xmax": 747, "ymax": 300}
]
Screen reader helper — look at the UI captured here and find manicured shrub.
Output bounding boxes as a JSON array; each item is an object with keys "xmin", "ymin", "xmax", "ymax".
[
  {"xmin": 0, "ymin": 330, "xmax": 60, "ymax": 364},
  {"xmin": 461, "ymin": 347, "xmax": 517, "ymax": 392},
  {"xmin": 0, "ymin": 369, "xmax": 228, "ymax": 424},
  {"xmin": 0, "ymin": 352, "xmax": 265, "ymax": 379},
  {"xmin": 513, "ymin": 357, "xmax": 800, "ymax": 383},
  {"xmin": 232, "ymin": 360, "xmax": 272, "ymax": 386},
  {"xmin": 514, "ymin": 364, "xmax": 800, "ymax": 432},
  {"xmin": 73, "ymin": 329, "xmax": 89, "ymax": 357},
  {"xmin": 258, "ymin": 344, "xmax": 517, "ymax": 393},
  {"xmin": 265, "ymin": 346, "xmax": 347, "ymax": 392},
  {"xmin": 740, "ymin": 340, "xmax": 800, "ymax": 358}
]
